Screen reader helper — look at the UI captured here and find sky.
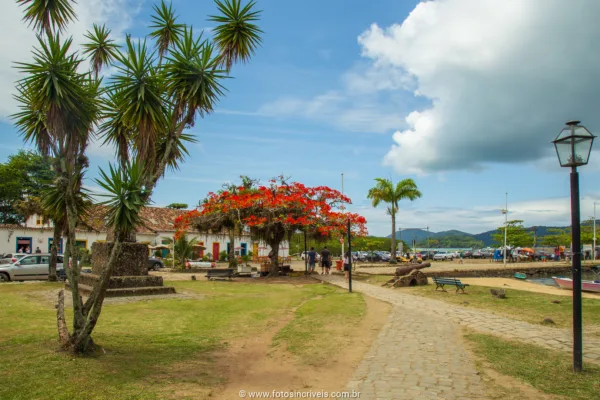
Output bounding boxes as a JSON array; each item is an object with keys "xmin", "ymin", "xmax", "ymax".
[{"xmin": 2, "ymin": 0, "xmax": 600, "ymax": 237}]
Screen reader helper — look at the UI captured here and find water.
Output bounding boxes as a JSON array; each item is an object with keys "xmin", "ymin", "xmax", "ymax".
[{"xmin": 528, "ymin": 270, "xmax": 600, "ymax": 287}]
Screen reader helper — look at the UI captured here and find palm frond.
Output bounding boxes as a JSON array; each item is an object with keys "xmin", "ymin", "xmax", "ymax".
[
  {"xmin": 208, "ymin": 0, "xmax": 263, "ymax": 71},
  {"xmin": 17, "ymin": 0, "xmax": 77, "ymax": 36},
  {"xmin": 83, "ymin": 24, "xmax": 119, "ymax": 78},
  {"xmin": 164, "ymin": 27, "xmax": 228, "ymax": 124},
  {"xmin": 95, "ymin": 160, "xmax": 149, "ymax": 239},
  {"xmin": 111, "ymin": 36, "xmax": 166, "ymax": 166},
  {"xmin": 149, "ymin": 0, "xmax": 185, "ymax": 60}
]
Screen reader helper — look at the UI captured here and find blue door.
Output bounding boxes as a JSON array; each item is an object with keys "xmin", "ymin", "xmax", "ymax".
[{"xmin": 241, "ymin": 243, "xmax": 247, "ymax": 256}]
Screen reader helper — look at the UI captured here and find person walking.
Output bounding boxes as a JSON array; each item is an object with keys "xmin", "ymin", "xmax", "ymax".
[
  {"xmin": 458, "ymin": 252, "xmax": 463, "ymax": 264},
  {"xmin": 343, "ymin": 251, "xmax": 351, "ymax": 281},
  {"xmin": 308, "ymin": 247, "xmax": 317, "ymax": 274},
  {"xmin": 321, "ymin": 247, "xmax": 331, "ymax": 275},
  {"xmin": 35, "ymin": 247, "xmax": 41, "ymax": 253}
]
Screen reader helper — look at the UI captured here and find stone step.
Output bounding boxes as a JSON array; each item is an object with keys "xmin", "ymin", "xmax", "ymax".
[
  {"xmin": 67, "ymin": 283, "xmax": 176, "ymax": 298},
  {"xmin": 79, "ymin": 273, "xmax": 165, "ymax": 289}
]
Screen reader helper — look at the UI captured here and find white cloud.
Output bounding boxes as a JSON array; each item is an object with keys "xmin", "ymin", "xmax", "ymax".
[
  {"xmin": 355, "ymin": 0, "xmax": 600, "ymax": 173},
  {"xmin": 0, "ymin": 0, "xmax": 139, "ymax": 119}
]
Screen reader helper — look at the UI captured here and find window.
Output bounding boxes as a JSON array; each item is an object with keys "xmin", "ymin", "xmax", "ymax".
[
  {"xmin": 19, "ymin": 256, "xmax": 38, "ymax": 265},
  {"xmin": 36, "ymin": 216, "xmax": 45, "ymax": 226},
  {"xmin": 57, "ymin": 256, "xmax": 64, "ymax": 263},
  {"xmin": 16, "ymin": 237, "xmax": 33, "ymax": 254},
  {"xmin": 39, "ymin": 256, "xmax": 50, "ymax": 264},
  {"xmin": 75, "ymin": 240, "xmax": 87, "ymax": 249}
]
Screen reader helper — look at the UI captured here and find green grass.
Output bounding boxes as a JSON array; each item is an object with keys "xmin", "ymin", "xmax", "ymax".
[
  {"xmin": 0, "ymin": 280, "xmax": 359, "ymax": 400},
  {"xmin": 273, "ymin": 286, "xmax": 366, "ymax": 366},
  {"xmin": 466, "ymin": 333, "xmax": 600, "ymax": 400}
]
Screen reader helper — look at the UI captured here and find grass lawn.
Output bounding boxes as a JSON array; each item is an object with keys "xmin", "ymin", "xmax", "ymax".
[
  {"xmin": 0, "ymin": 280, "xmax": 363, "ymax": 400},
  {"xmin": 356, "ymin": 274, "xmax": 600, "ymax": 330},
  {"xmin": 466, "ymin": 333, "xmax": 600, "ymax": 400},
  {"xmin": 274, "ymin": 288, "xmax": 365, "ymax": 366}
]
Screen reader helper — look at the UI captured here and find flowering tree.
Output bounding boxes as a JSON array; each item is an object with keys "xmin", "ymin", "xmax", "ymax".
[{"xmin": 175, "ymin": 177, "xmax": 367, "ymax": 276}]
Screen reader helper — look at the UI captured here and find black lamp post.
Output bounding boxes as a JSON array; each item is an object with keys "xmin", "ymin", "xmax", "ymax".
[
  {"xmin": 347, "ymin": 219, "xmax": 352, "ymax": 293},
  {"xmin": 552, "ymin": 120, "xmax": 596, "ymax": 373}
]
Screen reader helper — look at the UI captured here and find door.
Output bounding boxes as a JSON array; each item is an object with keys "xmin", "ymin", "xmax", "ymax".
[
  {"xmin": 212, "ymin": 243, "xmax": 220, "ymax": 261},
  {"xmin": 241, "ymin": 243, "xmax": 247, "ymax": 256},
  {"xmin": 253, "ymin": 242, "xmax": 258, "ymax": 257},
  {"xmin": 13, "ymin": 255, "xmax": 40, "ymax": 280},
  {"xmin": 48, "ymin": 238, "xmax": 63, "ymax": 253},
  {"xmin": 38, "ymin": 255, "xmax": 51, "ymax": 279},
  {"xmin": 16, "ymin": 237, "xmax": 33, "ymax": 254}
]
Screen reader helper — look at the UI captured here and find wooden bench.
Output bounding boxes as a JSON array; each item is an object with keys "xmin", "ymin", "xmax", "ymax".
[
  {"xmin": 206, "ymin": 268, "xmax": 234, "ymax": 281},
  {"xmin": 432, "ymin": 277, "xmax": 470, "ymax": 293}
]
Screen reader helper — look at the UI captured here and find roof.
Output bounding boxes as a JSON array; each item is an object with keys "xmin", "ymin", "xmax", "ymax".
[
  {"xmin": 80, "ymin": 205, "xmax": 187, "ymax": 234},
  {"xmin": 0, "ymin": 206, "xmax": 188, "ymax": 235}
]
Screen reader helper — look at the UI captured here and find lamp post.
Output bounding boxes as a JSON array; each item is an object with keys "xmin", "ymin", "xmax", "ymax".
[
  {"xmin": 341, "ymin": 173, "xmax": 344, "ymax": 258},
  {"xmin": 552, "ymin": 120, "xmax": 596, "ymax": 373}
]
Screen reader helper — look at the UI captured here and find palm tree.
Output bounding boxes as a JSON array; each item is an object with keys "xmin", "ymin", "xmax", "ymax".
[
  {"xmin": 367, "ymin": 178, "xmax": 422, "ymax": 263},
  {"xmin": 162, "ymin": 234, "xmax": 200, "ymax": 268},
  {"xmin": 13, "ymin": 0, "xmax": 262, "ymax": 354}
]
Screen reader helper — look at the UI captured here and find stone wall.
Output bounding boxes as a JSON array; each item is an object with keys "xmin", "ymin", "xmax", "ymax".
[{"xmin": 91, "ymin": 242, "xmax": 149, "ymax": 276}]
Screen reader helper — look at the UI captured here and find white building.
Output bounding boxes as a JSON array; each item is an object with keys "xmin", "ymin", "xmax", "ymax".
[{"xmin": 0, "ymin": 205, "xmax": 288, "ymax": 261}]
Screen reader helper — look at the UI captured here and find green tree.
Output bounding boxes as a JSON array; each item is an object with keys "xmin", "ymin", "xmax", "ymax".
[
  {"xmin": 491, "ymin": 220, "xmax": 533, "ymax": 247},
  {"xmin": 367, "ymin": 178, "xmax": 422, "ymax": 263},
  {"xmin": 166, "ymin": 203, "xmax": 188, "ymax": 209},
  {"xmin": 13, "ymin": 0, "xmax": 262, "ymax": 354},
  {"xmin": 0, "ymin": 151, "xmax": 53, "ymax": 224}
]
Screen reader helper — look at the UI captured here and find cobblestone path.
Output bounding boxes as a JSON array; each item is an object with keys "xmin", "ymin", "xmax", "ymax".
[{"xmin": 317, "ymin": 275, "xmax": 600, "ymax": 399}]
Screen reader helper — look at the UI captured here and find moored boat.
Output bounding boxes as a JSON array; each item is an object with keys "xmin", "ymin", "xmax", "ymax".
[
  {"xmin": 514, "ymin": 272, "xmax": 527, "ymax": 280},
  {"xmin": 552, "ymin": 277, "xmax": 600, "ymax": 293}
]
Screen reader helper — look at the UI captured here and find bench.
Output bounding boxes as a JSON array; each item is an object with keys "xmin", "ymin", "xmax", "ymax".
[
  {"xmin": 432, "ymin": 277, "xmax": 470, "ymax": 293},
  {"xmin": 206, "ymin": 268, "xmax": 234, "ymax": 281}
]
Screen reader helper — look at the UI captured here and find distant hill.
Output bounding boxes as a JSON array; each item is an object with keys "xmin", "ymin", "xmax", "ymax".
[{"xmin": 388, "ymin": 224, "xmax": 579, "ymax": 247}]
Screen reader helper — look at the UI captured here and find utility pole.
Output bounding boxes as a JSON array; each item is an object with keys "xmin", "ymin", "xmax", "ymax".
[
  {"xmin": 594, "ymin": 202, "xmax": 597, "ymax": 261},
  {"xmin": 502, "ymin": 193, "xmax": 508, "ymax": 266}
]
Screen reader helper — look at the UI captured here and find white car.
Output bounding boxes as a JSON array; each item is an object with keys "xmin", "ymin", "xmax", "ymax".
[
  {"xmin": 0, "ymin": 253, "xmax": 27, "ymax": 265},
  {"xmin": 433, "ymin": 252, "xmax": 454, "ymax": 261},
  {"xmin": 0, "ymin": 253, "xmax": 64, "ymax": 282},
  {"xmin": 185, "ymin": 260, "xmax": 215, "ymax": 268}
]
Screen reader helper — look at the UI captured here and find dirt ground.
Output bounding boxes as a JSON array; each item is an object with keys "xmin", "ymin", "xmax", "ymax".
[{"xmin": 209, "ymin": 295, "xmax": 391, "ymax": 400}]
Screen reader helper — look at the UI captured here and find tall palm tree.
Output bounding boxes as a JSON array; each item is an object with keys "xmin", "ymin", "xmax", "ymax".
[
  {"xmin": 13, "ymin": 0, "xmax": 262, "ymax": 354},
  {"xmin": 367, "ymin": 178, "xmax": 422, "ymax": 263}
]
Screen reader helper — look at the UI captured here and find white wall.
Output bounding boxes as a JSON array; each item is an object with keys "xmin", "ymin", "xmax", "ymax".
[{"xmin": 0, "ymin": 227, "xmax": 289, "ymax": 259}]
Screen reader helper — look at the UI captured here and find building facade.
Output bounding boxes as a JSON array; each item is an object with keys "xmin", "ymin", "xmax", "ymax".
[{"xmin": 0, "ymin": 206, "xmax": 288, "ymax": 261}]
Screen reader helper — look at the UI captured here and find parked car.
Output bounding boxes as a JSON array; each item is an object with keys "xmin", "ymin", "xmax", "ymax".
[
  {"xmin": 419, "ymin": 251, "xmax": 437, "ymax": 261},
  {"xmin": 0, "ymin": 253, "xmax": 27, "ymax": 265},
  {"xmin": 147, "ymin": 257, "xmax": 165, "ymax": 271},
  {"xmin": 462, "ymin": 250, "xmax": 473, "ymax": 259},
  {"xmin": 472, "ymin": 250, "xmax": 492, "ymax": 259},
  {"xmin": 364, "ymin": 252, "xmax": 384, "ymax": 262},
  {"xmin": 433, "ymin": 251, "xmax": 454, "ymax": 261},
  {"xmin": 0, "ymin": 253, "xmax": 64, "ymax": 282}
]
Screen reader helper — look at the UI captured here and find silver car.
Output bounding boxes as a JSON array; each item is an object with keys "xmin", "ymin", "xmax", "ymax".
[
  {"xmin": 0, "ymin": 253, "xmax": 27, "ymax": 265},
  {"xmin": 0, "ymin": 253, "xmax": 64, "ymax": 282}
]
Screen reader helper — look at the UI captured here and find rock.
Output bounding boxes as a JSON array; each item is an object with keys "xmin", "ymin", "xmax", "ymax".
[
  {"xmin": 542, "ymin": 318, "xmax": 555, "ymax": 325},
  {"xmin": 551, "ymin": 300, "xmax": 561, "ymax": 304},
  {"xmin": 490, "ymin": 289, "xmax": 506, "ymax": 299},
  {"xmin": 191, "ymin": 275, "xmax": 196, "ymax": 281}
]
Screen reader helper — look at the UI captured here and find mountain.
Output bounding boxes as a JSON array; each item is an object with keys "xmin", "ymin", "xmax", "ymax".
[{"xmin": 388, "ymin": 224, "xmax": 580, "ymax": 247}]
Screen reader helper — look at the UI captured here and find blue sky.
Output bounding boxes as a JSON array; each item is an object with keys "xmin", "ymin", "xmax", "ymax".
[{"xmin": 2, "ymin": 0, "xmax": 600, "ymax": 236}]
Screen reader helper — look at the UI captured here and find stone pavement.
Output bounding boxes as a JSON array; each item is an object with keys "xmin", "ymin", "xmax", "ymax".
[{"xmin": 315, "ymin": 275, "xmax": 600, "ymax": 400}]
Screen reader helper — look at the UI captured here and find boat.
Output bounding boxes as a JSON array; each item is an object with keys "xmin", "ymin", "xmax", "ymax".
[
  {"xmin": 514, "ymin": 272, "xmax": 527, "ymax": 280},
  {"xmin": 552, "ymin": 277, "xmax": 600, "ymax": 293}
]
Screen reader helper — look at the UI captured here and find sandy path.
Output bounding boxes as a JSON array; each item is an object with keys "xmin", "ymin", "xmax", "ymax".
[{"xmin": 458, "ymin": 277, "xmax": 600, "ymax": 299}]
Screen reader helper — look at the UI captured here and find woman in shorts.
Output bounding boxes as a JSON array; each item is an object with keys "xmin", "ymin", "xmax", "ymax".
[{"xmin": 343, "ymin": 251, "xmax": 351, "ymax": 281}]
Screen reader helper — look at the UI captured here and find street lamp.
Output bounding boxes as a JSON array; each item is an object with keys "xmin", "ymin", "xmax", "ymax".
[
  {"xmin": 501, "ymin": 193, "xmax": 508, "ymax": 266},
  {"xmin": 594, "ymin": 202, "xmax": 598, "ymax": 261},
  {"xmin": 552, "ymin": 119, "xmax": 596, "ymax": 373}
]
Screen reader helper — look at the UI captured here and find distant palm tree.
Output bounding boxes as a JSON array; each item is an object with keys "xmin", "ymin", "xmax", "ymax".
[
  {"xmin": 367, "ymin": 178, "xmax": 422, "ymax": 263},
  {"xmin": 162, "ymin": 234, "xmax": 200, "ymax": 268}
]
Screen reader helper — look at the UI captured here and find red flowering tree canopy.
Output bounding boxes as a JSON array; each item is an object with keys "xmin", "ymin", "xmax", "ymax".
[{"xmin": 174, "ymin": 177, "xmax": 368, "ymax": 242}]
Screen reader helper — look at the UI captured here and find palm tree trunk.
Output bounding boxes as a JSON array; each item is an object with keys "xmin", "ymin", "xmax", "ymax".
[
  {"xmin": 390, "ymin": 206, "xmax": 397, "ymax": 264},
  {"xmin": 48, "ymin": 222, "xmax": 61, "ymax": 282}
]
